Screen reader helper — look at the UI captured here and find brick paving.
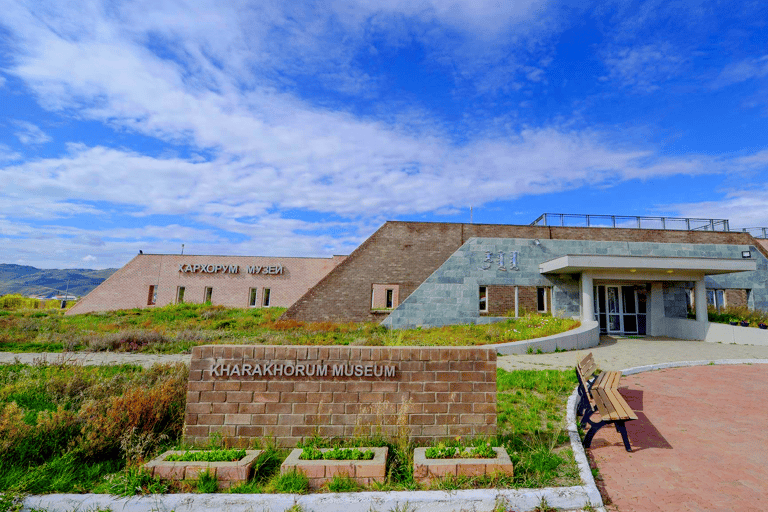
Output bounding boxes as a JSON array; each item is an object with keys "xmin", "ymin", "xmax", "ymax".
[{"xmin": 587, "ymin": 364, "xmax": 768, "ymax": 512}]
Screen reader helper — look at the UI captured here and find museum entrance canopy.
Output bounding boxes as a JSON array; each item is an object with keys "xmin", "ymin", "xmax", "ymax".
[{"xmin": 539, "ymin": 255, "xmax": 756, "ymax": 279}]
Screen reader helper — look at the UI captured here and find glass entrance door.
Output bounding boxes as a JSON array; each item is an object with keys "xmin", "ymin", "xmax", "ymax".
[{"xmin": 594, "ymin": 285, "xmax": 647, "ymax": 335}]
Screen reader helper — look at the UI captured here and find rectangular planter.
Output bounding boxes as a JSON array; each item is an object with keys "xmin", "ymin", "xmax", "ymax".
[
  {"xmin": 413, "ymin": 446, "xmax": 513, "ymax": 485},
  {"xmin": 280, "ymin": 447, "xmax": 388, "ymax": 489},
  {"xmin": 144, "ymin": 450, "xmax": 262, "ymax": 489}
]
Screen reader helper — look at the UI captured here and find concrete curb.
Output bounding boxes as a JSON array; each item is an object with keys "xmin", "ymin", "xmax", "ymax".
[
  {"xmin": 23, "ymin": 488, "xmax": 603, "ymax": 512},
  {"xmin": 619, "ymin": 358, "xmax": 768, "ymax": 375},
  {"xmin": 490, "ymin": 322, "xmax": 600, "ymax": 356}
]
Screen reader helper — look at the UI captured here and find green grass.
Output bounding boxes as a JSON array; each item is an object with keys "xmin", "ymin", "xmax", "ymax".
[
  {"xmin": 0, "ymin": 361, "xmax": 578, "ymax": 495},
  {"xmin": 0, "ymin": 302, "xmax": 579, "ymax": 353}
]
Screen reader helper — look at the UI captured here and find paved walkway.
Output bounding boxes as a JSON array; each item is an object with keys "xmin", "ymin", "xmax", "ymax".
[
  {"xmin": 588, "ymin": 364, "xmax": 768, "ymax": 512},
  {"xmin": 497, "ymin": 335, "xmax": 768, "ymax": 371}
]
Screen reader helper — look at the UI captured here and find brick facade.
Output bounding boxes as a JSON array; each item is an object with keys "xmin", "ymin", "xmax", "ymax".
[
  {"xmin": 67, "ymin": 254, "xmax": 345, "ymax": 315},
  {"xmin": 284, "ymin": 221, "xmax": 764, "ymax": 323},
  {"xmin": 185, "ymin": 345, "xmax": 497, "ymax": 447},
  {"xmin": 725, "ymin": 289, "xmax": 749, "ymax": 308},
  {"xmin": 481, "ymin": 285, "xmax": 551, "ymax": 316}
]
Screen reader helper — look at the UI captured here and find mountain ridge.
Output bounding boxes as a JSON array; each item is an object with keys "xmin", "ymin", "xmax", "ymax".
[{"xmin": 0, "ymin": 263, "xmax": 117, "ymax": 297}]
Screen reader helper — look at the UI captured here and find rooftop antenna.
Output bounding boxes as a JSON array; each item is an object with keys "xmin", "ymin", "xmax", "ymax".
[
  {"xmin": 181, "ymin": 243, "xmax": 185, "ymax": 255},
  {"xmin": 470, "ymin": 206, "xmax": 473, "ymax": 224}
]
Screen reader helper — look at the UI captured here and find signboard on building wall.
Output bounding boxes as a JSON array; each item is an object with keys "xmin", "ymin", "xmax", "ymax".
[{"xmin": 177, "ymin": 264, "xmax": 285, "ymax": 275}]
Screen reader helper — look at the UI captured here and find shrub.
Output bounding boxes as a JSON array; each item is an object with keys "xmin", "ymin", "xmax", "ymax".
[{"xmin": 77, "ymin": 363, "xmax": 188, "ymax": 459}]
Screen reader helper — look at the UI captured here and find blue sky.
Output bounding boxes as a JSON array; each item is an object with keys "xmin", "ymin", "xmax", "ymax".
[{"xmin": 1, "ymin": 0, "xmax": 768, "ymax": 269}]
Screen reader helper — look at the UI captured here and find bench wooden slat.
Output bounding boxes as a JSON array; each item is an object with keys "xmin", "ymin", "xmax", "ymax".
[
  {"xmin": 593, "ymin": 387, "xmax": 619, "ymax": 421},
  {"xmin": 592, "ymin": 371, "xmax": 608, "ymax": 390},
  {"xmin": 606, "ymin": 388, "xmax": 638, "ymax": 420}
]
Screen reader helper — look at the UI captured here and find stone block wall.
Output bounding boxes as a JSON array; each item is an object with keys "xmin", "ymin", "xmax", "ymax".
[
  {"xmin": 383, "ymin": 236, "xmax": 767, "ymax": 329},
  {"xmin": 185, "ymin": 345, "xmax": 497, "ymax": 447}
]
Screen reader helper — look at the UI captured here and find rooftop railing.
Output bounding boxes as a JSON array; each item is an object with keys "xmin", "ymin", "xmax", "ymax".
[
  {"xmin": 738, "ymin": 227, "xmax": 768, "ymax": 239},
  {"xmin": 530, "ymin": 213, "xmax": 731, "ymax": 232}
]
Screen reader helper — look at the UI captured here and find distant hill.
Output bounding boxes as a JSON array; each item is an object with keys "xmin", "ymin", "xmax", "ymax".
[{"xmin": 0, "ymin": 264, "xmax": 117, "ymax": 298}]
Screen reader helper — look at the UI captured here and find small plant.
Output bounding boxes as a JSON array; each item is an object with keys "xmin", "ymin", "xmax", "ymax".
[
  {"xmin": 196, "ymin": 470, "xmax": 219, "ymax": 493},
  {"xmin": 166, "ymin": 448, "xmax": 246, "ymax": 462},
  {"xmin": 299, "ymin": 446, "xmax": 374, "ymax": 460},
  {"xmin": 424, "ymin": 442, "xmax": 496, "ymax": 459}
]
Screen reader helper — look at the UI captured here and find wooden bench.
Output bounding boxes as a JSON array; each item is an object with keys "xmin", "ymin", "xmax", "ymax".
[{"xmin": 575, "ymin": 353, "xmax": 637, "ymax": 452}]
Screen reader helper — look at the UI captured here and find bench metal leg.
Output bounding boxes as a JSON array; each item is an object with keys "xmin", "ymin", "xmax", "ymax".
[
  {"xmin": 615, "ymin": 420, "xmax": 632, "ymax": 452},
  {"xmin": 582, "ymin": 415, "xmax": 633, "ymax": 452}
]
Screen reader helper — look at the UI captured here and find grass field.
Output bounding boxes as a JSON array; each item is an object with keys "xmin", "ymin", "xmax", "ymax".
[
  {"xmin": 0, "ymin": 302, "xmax": 580, "ymax": 353},
  {"xmin": 0, "ymin": 362, "xmax": 579, "ymax": 496}
]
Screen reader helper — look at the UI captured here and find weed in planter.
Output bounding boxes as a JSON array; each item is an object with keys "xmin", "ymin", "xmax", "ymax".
[
  {"xmin": 271, "ymin": 470, "xmax": 309, "ymax": 494},
  {"xmin": 324, "ymin": 475, "xmax": 360, "ymax": 493},
  {"xmin": 196, "ymin": 470, "xmax": 219, "ymax": 493},
  {"xmin": 93, "ymin": 466, "xmax": 168, "ymax": 496}
]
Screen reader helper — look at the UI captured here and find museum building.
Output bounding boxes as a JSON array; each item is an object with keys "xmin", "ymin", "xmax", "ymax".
[
  {"xmin": 69, "ymin": 213, "xmax": 768, "ymax": 341},
  {"xmin": 283, "ymin": 214, "xmax": 768, "ymax": 338},
  {"xmin": 66, "ymin": 254, "xmax": 346, "ymax": 315}
]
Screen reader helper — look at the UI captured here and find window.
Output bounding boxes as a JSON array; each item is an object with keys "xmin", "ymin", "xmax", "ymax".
[
  {"xmin": 537, "ymin": 287, "xmax": 547, "ymax": 313},
  {"xmin": 176, "ymin": 286, "xmax": 185, "ymax": 304},
  {"xmin": 249, "ymin": 288, "xmax": 258, "ymax": 307},
  {"xmin": 204, "ymin": 287, "xmax": 213, "ymax": 304},
  {"xmin": 262, "ymin": 288, "xmax": 271, "ymax": 307},
  {"xmin": 479, "ymin": 286, "xmax": 488, "ymax": 312},
  {"xmin": 707, "ymin": 289, "xmax": 725, "ymax": 310},
  {"xmin": 147, "ymin": 285, "xmax": 157, "ymax": 305},
  {"xmin": 371, "ymin": 284, "xmax": 400, "ymax": 310}
]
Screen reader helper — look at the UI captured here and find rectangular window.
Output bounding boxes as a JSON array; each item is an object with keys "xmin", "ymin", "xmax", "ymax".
[
  {"xmin": 537, "ymin": 287, "xmax": 547, "ymax": 312},
  {"xmin": 176, "ymin": 286, "xmax": 185, "ymax": 304},
  {"xmin": 262, "ymin": 288, "xmax": 271, "ymax": 307},
  {"xmin": 248, "ymin": 288, "xmax": 258, "ymax": 307},
  {"xmin": 707, "ymin": 289, "xmax": 725, "ymax": 310},
  {"xmin": 371, "ymin": 284, "xmax": 400, "ymax": 310},
  {"xmin": 147, "ymin": 285, "xmax": 157, "ymax": 305},
  {"xmin": 204, "ymin": 287, "xmax": 213, "ymax": 304},
  {"xmin": 479, "ymin": 286, "xmax": 488, "ymax": 312}
]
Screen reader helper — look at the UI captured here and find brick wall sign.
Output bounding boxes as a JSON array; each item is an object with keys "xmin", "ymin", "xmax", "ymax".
[{"xmin": 186, "ymin": 345, "xmax": 497, "ymax": 447}]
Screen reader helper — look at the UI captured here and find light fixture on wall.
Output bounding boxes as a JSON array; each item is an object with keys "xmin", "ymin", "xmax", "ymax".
[
  {"xmin": 533, "ymin": 239, "xmax": 541, "ymax": 246},
  {"xmin": 742, "ymin": 251, "xmax": 751, "ymax": 258}
]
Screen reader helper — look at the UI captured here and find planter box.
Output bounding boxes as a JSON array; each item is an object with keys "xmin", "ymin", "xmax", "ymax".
[
  {"xmin": 144, "ymin": 450, "xmax": 262, "ymax": 489},
  {"xmin": 280, "ymin": 447, "xmax": 388, "ymax": 489},
  {"xmin": 413, "ymin": 447, "xmax": 513, "ymax": 484}
]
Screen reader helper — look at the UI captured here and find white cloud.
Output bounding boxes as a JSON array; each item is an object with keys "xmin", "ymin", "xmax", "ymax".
[
  {"xmin": 0, "ymin": 144, "xmax": 22, "ymax": 163},
  {"xmin": 82, "ymin": 255, "xmax": 97, "ymax": 262},
  {"xmin": 13, "ymin": 120, "xmax": 52, "ymax": 145},
  {"xmin": 712, "ymin": 56, "xmax": 768, "ymax": 89},
  {"xmin": 601, "ymin": 43, "xmax": 685, "ymax": 93},
  {"xmin": 667, "ymin": 187, "xmax": 768, "ymax": 229}
]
